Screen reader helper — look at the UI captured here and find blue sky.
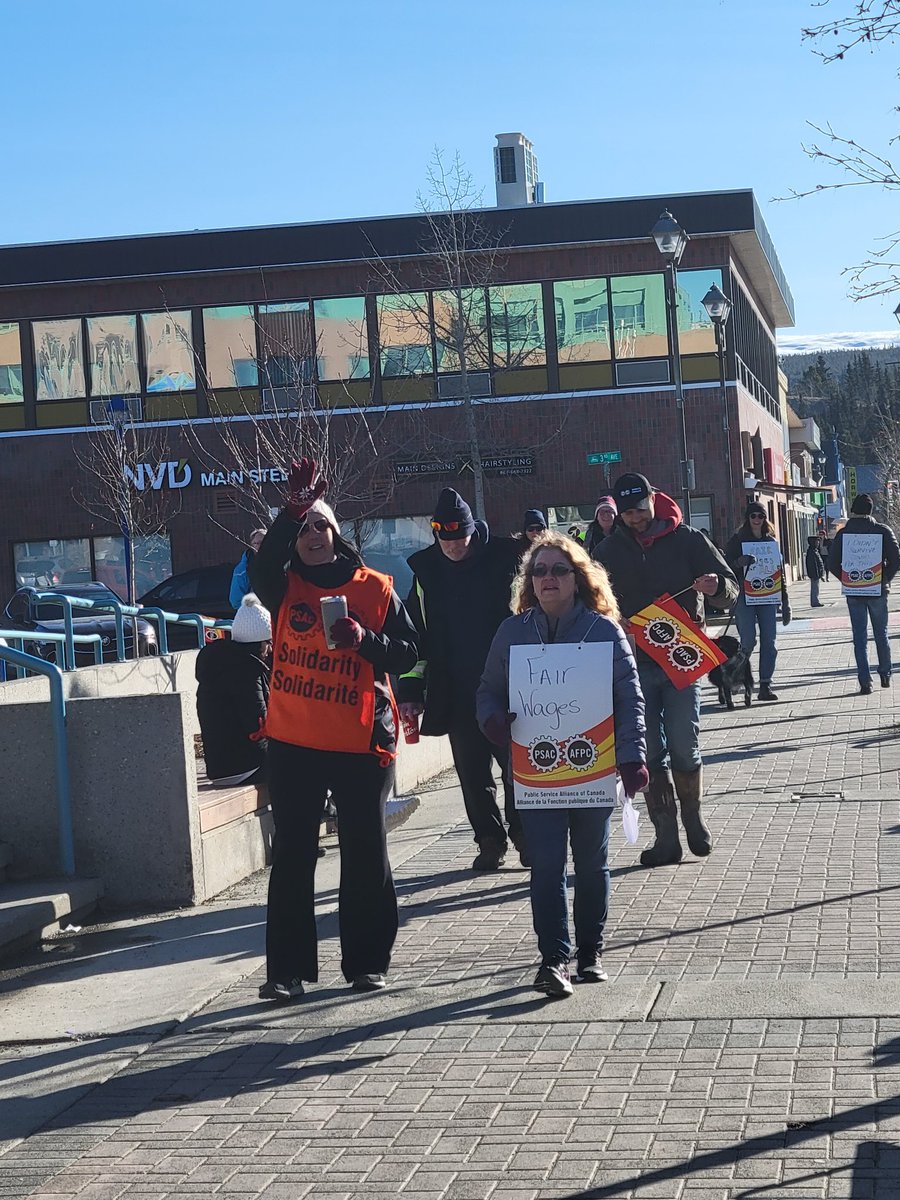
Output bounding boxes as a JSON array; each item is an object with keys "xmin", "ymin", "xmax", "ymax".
[{"xmin": 2, "ymin": 0, "xmax": 898, "ymax": 340}]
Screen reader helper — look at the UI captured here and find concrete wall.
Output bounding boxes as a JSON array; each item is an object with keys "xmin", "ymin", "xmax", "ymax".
[{"xmin": 0, "ymin": 692, "xmax": 202, "ymax": 907}]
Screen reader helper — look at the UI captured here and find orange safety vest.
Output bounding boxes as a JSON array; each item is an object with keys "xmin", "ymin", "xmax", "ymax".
[{"xmin": 265, "ymin": 566, "xmax": 397, "ymax": 758}]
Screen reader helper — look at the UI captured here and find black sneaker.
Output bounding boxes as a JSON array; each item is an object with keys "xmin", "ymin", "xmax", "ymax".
[
  {"xmin": 758, "ymin": 683, "xmax": 779, "ymax": 702},
  {"xmin": 472, "ymin": 839, "xmax": 507, "ymax": 871},
  {"xmin": 350, "ymin": 974, "xmax": 387, "ymax": 992},
  {"xmin": 258, "ymin": 978, "xmax": 304, "ymax": 1002},
  {"xmin": 576, "ymin": 958, "xmax": 609, "ymax": 983},
  {"xmin": 861, "ymin": 681, "xmax": 874, "ymax": 695},
  {"xmin": 881, "ymin": 675, "xmax": 892, "ymax": 688},
  {"xmin": 533, "ymin": 962, "xmax": 573, "ymax": 998}
]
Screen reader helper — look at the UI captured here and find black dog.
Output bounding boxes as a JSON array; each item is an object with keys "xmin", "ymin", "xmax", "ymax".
[{"xmin": 708, "ymin": 635, "xmax": 753, "ymax": 709}]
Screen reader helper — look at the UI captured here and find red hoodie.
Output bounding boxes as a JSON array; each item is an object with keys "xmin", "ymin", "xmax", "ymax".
[{"xmin": 633, "ymin": 492, "xmax": 683, "ymax": 550}]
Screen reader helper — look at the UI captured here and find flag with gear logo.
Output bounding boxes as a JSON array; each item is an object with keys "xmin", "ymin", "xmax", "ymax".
[{"xmin": 629, "ymin": 593, "xmax": 727, "ymax": 689}]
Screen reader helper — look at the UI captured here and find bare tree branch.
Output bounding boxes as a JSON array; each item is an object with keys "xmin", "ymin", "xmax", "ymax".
[{"xmin": 803, "ymin": 0, "xmax": 900, "ymax": 62}]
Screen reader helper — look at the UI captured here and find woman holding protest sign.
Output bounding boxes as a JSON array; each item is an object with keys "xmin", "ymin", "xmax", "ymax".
[
  {"xmin": 250, "ymin": 458, "xmax": 419, "ymax": 1002},
  {"xmin": 476, "ymin": 533, "xmax": 647, "ymax": 998},
  {"xmin": 725, "ymin": 503, "xmax": 791, "ymax": 703}
]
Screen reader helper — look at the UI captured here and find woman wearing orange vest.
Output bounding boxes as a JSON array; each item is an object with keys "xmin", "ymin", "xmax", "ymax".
[{"xmin": 250, "ymin": 459, "xmax": 419, "ymax": 1001}]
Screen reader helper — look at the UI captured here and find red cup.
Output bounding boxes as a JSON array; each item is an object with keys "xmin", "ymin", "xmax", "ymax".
[{"xmin": 401, "ymin": 711, "xmax": 420, "ymax": 744}]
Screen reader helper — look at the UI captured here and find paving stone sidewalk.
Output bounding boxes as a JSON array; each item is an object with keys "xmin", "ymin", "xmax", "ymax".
[{"xmin": 3, "ymin": 579, "xmax": 900, "ymax": 1199}]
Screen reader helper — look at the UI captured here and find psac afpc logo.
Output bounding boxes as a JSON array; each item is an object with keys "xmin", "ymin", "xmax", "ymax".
[
  {"xmin": 641, "ymin": 616, "xmax": 703, "ymax": 673},
  {"xmin": 528, "ymin": 735, "xmax": 598, "ymax": 773}
]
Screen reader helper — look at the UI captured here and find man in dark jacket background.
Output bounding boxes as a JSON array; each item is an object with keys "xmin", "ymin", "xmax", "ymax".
[
  {"xmin": 806, "ymin": 535, "xmax": 826, "ymax": 607},
  {"xmin": 829, "ymin": 493, "xmax": 900, "ymax": 693},
  {"xmin": 596, "ymin": 473, "xmax": 738, "ymax": 868},
  {"xmin": 397, "ymin": 488, "xmax": 522, "ymax": 871}
]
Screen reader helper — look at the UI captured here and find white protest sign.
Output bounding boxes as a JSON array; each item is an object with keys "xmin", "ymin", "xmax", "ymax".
[
  {"xmin": 841, "ymin": 533, "xmax": 883, "ymax": 597},
  {"xmin": 509, "ymin": 641, "xmax": 616, "ymax": 809},
  {"xmin": 742, "ymin": 541, "xmax": 782, "ymax": 606}
]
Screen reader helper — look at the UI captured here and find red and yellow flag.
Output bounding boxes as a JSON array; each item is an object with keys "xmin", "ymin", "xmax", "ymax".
[{"xmin": 629, "ymin": 593, "xmax": 727, "ymax": 689}]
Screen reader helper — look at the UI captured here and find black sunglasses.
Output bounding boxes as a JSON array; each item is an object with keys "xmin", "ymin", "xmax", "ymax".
[
  {"xmin": 531, "ymin": 562, "xmax": 575, "ymax": 578},
  {"xmin": 297, "ymin": 517, "xmax": 331, "ymax": 536}
]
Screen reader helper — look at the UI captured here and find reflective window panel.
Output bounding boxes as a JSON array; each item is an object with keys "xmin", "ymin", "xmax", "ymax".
[
  {"xmin": 676, "ymin": 269, "xmax": 723, "ymax": 354},
  {"xmin": 202, "ymin": 306, "xmax": 259, "ymax": 388},
  {"xmin": 378, "ymin": 293, "xmax": 433, "ymax": 377},
  {"xmin": 87, "ymin": 314, "xmax": 140, "ymax": 397},
  {"xmin": 143, "ymin": 311, "xmax": 195, "ymax": 392},
  {"xmin": 489, "ymin": 283, "xmax": 546, "ymax": 368},
  {"xmin": 94, "ymin": 533, "xmax": 172, "ymax": 599},
  {"xmin": 313, "ymin": 297, "xmax": 370, "ymax": 381},
  {"xmin": 554, "ymin": 278, "xmax": 612, "ymax": 364},
  {"xmin": 258, "ymin": 302, "xmax": 314, "ymax": 388},
  {"xmin": 0, "ymin": 322, "xmax": 23, "ymax": 403},
  {"xmin": 432, "ymin": 288, "xmax": 490, "ymax": 373},
  {"xmin": 34, "ymin": 318, "xmax": 86, "ymax": 400},
  {"xmin": 13, "ymin": 538, "xmax": 91, "ymax": 588},
  {"xmin": 610, "ymin": 274, "xmax": 668, "ymax": 359}
]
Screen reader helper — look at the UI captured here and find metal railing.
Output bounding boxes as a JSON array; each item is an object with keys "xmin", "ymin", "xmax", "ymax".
[
  {"xmin": 0, "ymin": 643, "xmax": 74, "ymax": 875},
  {"xmin": 0, "ymin": 628, "xmax": 103, "ymax": 678}
]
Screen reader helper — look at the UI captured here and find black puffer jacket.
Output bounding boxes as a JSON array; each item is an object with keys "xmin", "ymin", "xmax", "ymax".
[
  {"xmin": 396, "ymin": 522, "xmax": 520, "ymax": 735},
  {"xmin": 595, "ymin": 493, "xmax": 738, "ymax": 636},
  {"xmin": 196, "ymin": 639, "xmax": 269, "ymax": 781},
  {"xmin": 250, "ymin": 510, "xmax": 419, "ymax": 752},
  {"xmin": 829, "ymin": 515, "xmax": 900, "ymax": 595}
]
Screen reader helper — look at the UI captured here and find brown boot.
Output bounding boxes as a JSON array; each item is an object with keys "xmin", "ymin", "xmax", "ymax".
[
  {"xmin": 673, "ymin": 767, "xmax": 712, "ymax": 857},
  {"xmin": 640, "ymin": 769, "xmax": 682, "ymax": 867}
]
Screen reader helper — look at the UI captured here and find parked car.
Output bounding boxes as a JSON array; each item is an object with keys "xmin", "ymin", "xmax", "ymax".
[
  {"xmin": 3, "ymin": 583, "xmax": 157, "ymax": 665},
  {"xmin": 139, "ymin": 564, "xmax": 236, "ymax": 650}
]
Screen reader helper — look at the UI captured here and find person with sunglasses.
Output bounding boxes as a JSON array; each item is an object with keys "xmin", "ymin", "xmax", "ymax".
[
  {"xmin": 514, "ymin": 508, "xmax": 549, "ymax": 560},
  {"xmin": 724, "ymin": 502, "xmax": 792, "ymax": 702},
  {"xmin": 397, "ymin": 487, "xmax": 523, "ymax": 871},
  {"xmin": 476, "ymin": 533, "xmax": 647, "ymax": 996},
  {"xmin": 249, "ymin": 459, "xmax": 419, "ymax": 1001}
]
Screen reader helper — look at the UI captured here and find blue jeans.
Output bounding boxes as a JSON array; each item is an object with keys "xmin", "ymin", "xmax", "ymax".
[
  {"xmin": 846, "ymin": 595, "xmax": 892, "ymax": 683},
  {"xmin": 637, "ymin": 657, "xmax": 701, "ymax": 774},
  {"xmin": 735, "ymin": 597, "xmax": 778, "ymax": 685},
  {"xmin": 520, "ymin": 806, "xmax": 611, "ymax": 965},
  {"xmin": 810, "ymin": 577, "xmax": 820, "ymax": 605}
]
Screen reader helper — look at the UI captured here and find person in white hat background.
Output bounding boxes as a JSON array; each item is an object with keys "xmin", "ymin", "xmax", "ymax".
[{"xmin": 195, "ymin": 592, "xmax": 272, "ymax": 787}]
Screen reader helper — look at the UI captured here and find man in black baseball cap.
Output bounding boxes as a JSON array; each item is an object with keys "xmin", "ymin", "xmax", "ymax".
[{"xmin": 595, "ymin": 472, "xmax": 738, "ymax": 869}]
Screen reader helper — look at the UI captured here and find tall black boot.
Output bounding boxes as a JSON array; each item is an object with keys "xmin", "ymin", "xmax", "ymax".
[
  {"xmin": 640, "ymin": 769, "xmax": 682, "ymax": 868},
  {"xmin": 673, "ymin": 767, "xmax": 712, "ymax": 856}
]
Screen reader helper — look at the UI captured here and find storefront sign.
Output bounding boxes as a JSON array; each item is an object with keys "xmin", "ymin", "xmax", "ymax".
[
  {"xmin": 841, "ymin": 533, "xmax": 883, "ymax": 596},
  {"xmin": 508, "ymin": 642, "xmax": 616, "ymax": 809},
  {"xmin": 742, "ymin": 542, "xmax": 782, "ymax": 606},
  {"xmin": 124, "ymin": 460, "xmax": 287, "ymax": 490},
  {"xmin": 481, "ymin": 455, "xmax": 534, "ymax": 477},
  {"xmin": 394, "ymin": 460, "xmax": 457, "ymax": 477}
]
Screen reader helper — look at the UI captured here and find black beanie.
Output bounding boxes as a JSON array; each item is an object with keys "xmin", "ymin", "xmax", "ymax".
[
  {"xmin": 432, "ymin": 488, "xmax": 476, "ymax": 539},
  {"xmin": 851, "ymin": 493, "xmax": 874, "ymax": 515},
  {"xmin": 524, "ymin": 509, "xmax": 547, "ymax": 530}
]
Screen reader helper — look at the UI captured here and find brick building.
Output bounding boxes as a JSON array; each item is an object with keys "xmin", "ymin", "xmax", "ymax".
[{"xmin": 0, "ymin": 185, "xmax": 794, "ymax": 601}]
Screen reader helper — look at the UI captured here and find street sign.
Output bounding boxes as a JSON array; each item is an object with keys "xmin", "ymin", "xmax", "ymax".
[{"xmin": 587, "ymin": 451, "xmax": 622, "ymax": 466}]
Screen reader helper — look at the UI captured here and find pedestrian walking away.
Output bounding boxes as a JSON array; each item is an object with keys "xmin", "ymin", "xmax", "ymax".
[
  {"xmin": 195, "ymin": 592, "xmax": 272, "ymax": 787},
  {"xmin": 806, "ymin": 535, "xmax": 826, "ymax": 607},
  {"xmin": 829, "ymin": 493, "xmax": 900, "ymax": 694},
  {"xmin": 724, "ymin": 503, "xmax": 792, "ymax": 702},
  {"xmin": 819, "ymin": 533, "xmax": 832, "ymax": 582},
  {"xmin": 397, "ymin": 487, "xmax": 523, "ymax": 871},
  {"xmin": 477, "ymin": 533, "xmax": 647, "ymax": 998},
  {"xmin": 585, "ymin": 496, "xmax": 617, "ymax": 559},
  {"xmin": 596, "ymin": 472, "xmax": 738, "ymax": 867},
  {"xmin": 514, "ymin": 508, "xmax": 548, "ymax": 561},
  {"xmin": 250, "ymin": 459, "xmax": 419, "ymax": 1001},
  {"xmin": 229, "ymin": 527, "xmax": 267, "ymax": 608}
]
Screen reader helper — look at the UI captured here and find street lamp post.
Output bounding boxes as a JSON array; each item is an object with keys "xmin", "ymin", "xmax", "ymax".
[
  {"xmin": 651, "ymin": 210, "xmax": 692, "ymax": 525},
  {"xmin": 701, "ymin": 282, "xmax": 734, "ymax": 532}
]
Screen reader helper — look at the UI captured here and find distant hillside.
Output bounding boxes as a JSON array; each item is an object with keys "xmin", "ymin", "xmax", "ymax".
[{"xmin": 780, "ymin": 345, "xmax": 900, "ymax": 388}]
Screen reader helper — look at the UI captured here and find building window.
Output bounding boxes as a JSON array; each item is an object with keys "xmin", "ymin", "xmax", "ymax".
[
  {"xmin": 342, "ymin": 516, "xmax": 433, "ymax": 596},
  {"xmin": 258, "ymin": 302, "xmax": 313, "ymax": 389},
  {"xmin": 86, "ymin": 315, "xmax": 140, "ymax": 397},
  {"xmin": 676, "ymin": 269, "xmax": 722, "ymax": 355},
  {"xmin": 432, "ymin": 288, "xmax": 490, "ymax": 373},
  {"xmin": 142, "ymin": 311, "xmax": 195, "ymax": 392},
  {"xmin": 378, "ymin": 293, "xmax": 433, "ymax": 377},
  {"xmin": 202, "ymin": 306, "xmax": 258, "ymax": 389},
  {"xmin": 0, "ymin": 323, "xmax": 23, "ymax": 403},
  {"xmin": 554, "ymin": 279, "xmax": 612, "ymax": 363},
  {"xmin": 610, "ymin": 274, "xmax": 668, "ymax": 359},
  {"xmin": 93, "ymin": 533, "xmax": 172, "ymax": 598},
  {"xmin": 313, "ymin": 297, "xmax": 369, "ymax": 381},
  {"xmin": 33, "ymin": 318, "xmax": 86, "ymax": 400},
  {"xmin": 496, "ymin": 146, "xmax": 517, "ymax": 184},
  {"xmin": 489, "ymin": 283, "xmax": 546, "ymax": 368},
  {"xmin": 13, "ymin": 538, "xmax": 91, "ymax": 587}
]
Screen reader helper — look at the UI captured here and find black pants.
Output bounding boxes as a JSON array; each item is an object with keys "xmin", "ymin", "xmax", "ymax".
[
  {"xmin": 447, "ymin": 712, "xmax": 521, "ymax": 846},
  {"xmin": 265, "ymin": 740, "xmax": 398, "ymax": 984}
]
